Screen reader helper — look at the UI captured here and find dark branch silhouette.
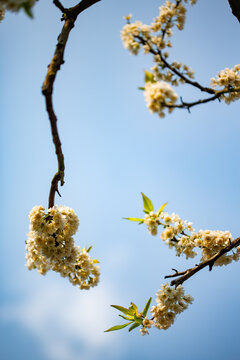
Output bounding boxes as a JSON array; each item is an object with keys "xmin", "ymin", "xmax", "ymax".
[{"xmin": 228, "ymin": 0, "xmax": 240, "ymax": 22}]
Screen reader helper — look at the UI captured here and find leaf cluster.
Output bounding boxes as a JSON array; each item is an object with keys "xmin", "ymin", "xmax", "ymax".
[
  {"xmin": 124, "ymin": 192, "xmax": 167, "ymax": 224},
  {"xmin": 105, "ymin": 298, "xmax": 152, "ymax": 333}
]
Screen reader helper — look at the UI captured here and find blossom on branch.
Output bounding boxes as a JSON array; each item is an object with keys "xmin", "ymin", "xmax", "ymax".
[
  {"xmin": 121, "ymin": 0, "xmax": 240, "ymax": 117},
  {"xmin": 126, "ymin": 193, "xmax": 240, "ymax": 266},
  {"xmin": 144, "ymin": 81, "xmax": 178, "ymax": 117},
  {"xmin": 150, "ymin": 283, "xmax": 193, "ymax": 331},
  {"xmin": 25, "ymin": 205, "xmax": 100, "ymax": 290},
  {"xmin": 105, "ymin": 283, "xmax": 193, "ymax": 336},
  {"xmin": 210, "ymin": 65, "xmax": 240, "ymax": 104}
]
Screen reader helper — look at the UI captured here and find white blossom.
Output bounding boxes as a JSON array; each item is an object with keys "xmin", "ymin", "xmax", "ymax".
[
  {"xmin": 210, "ymin": 65, "xmax": 240, "ymax": 104},
  {"xmin": 144, "ymin": 81, "xmax": 178, "ymax": 117},
  {"xmin": 151, "ymin": 283, "xmax": 193, "ymax": 330},
  {"xmin": 26, "ymin": 205, "xmax": 100, "ymax": 290}
]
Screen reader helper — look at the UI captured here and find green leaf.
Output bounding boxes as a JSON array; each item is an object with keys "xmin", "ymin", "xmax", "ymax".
[
  {"xmin": 157, "ymin": 203, "xmax": 168, "ymax": 216},
  {"xmin": 92, "ymin": 259, "xmax": 99, "ymax": 264},
  {"xmin": 128, "ymin": 322, "xmax": 141, "ymax": 332},
  {"xmin": 111, "ymin": 305, "xmax": 134, "ymax": 316},
  {"xmin": 138, "ymin": 87, "xmax": 145, "ymax": 91},
  {"xmin": 86, "ymin": 246, "xmax": 92, "ymax": 253},
  {"xmin": 144, "ymin": 71, "xmax": 155, "ymax": 83},
  {"xmin": 134, "ymin": 314, "xmax": 143, "ymax": 324},
  {"xmin": 142, "ymin": 297, "xmax": 152, "ymax": 318},
  {"xmin": 119, "ymin": 314, "xmax": 134, "ymax": 321},
  {"xmin": 141, "ymin": 192, "xmax": 154, "ymax": 213},
  {"xmin": 104, "ymin": 322, "xmax": 133, "ymax": 332},
  {"xmin": 20, "ymin": 2, "xmax": 33, "ymax": 18},
  {"xmin": 124, "ymin": 217, "xmax": 144, "ymax": 223},
  {"xmin": 130, "ymin": 302, "xmax": 138, "ymax": 315}
]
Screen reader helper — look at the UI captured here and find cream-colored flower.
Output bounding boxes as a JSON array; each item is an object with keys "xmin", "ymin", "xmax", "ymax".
[
  {"xmin": 144, "ymin": 81, "xmax": 178, "ymax": 117},
  {"xmin": 210, "ymin": 66, "xmax": 240, "ymax": 104},
  {"xmin": 140, "ymin": 327, "xmax": 149, "ymax": 336},
  {"xmin": 151, "ymin": 283, "xmax": 193, "ymax": 330},
  {"xmin": 143, "ymin": 318, "xmax": 154, "ymax": 328},
  {"xmin": 26, "ymin": 205, "xmax": 100, "ymax": 290}
]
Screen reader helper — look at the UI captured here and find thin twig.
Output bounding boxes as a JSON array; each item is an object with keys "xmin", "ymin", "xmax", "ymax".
[
  {"xmin": 136, "ymin": 35, "xmax": 240, "ymax": 111},
  {"xmin": 162, "ymin": 87, "xmax": 240, "ymax": 111},
  {"xmin": 137, "ymin": 35, "xmax": 215, "ymax": 95},
  {"xmin": 69, "ymin": 0, "xmax": 101, "ymax": 18},
  {"xmin": 53, "ymin": 0, "xmax": 66, "ymax": 13},
  {"xmin": 164, "ymin": 237, "xmax": 240, "ymax": 287},
  {"xmin": 42, "ymin": 0, "xmax": 101, "ymax": 209},
  {"xmin": 157, "ymin": 50, "xmax": 215, "ymax": 95}
]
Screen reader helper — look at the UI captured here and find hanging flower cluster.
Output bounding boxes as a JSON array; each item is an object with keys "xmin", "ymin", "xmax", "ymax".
[
  {"xmin": 149, "ymin": 284, "xmax": 193, "ymax": 333},
  {"xmin": 25, "ymin": 205, "xmax": 100, "ymax": 290}
]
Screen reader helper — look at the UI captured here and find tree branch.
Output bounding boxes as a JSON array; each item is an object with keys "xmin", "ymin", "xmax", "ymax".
[
  {"xmin": 69, "ymin": 0, "xmax": 101, "ymax": 18},
  {"xmin": 136, "ymin": 34, "xmax": 240, "ymax": 112},
  {"xmin": 157, "ymin": 50, "xmax": 215, "ymax": 95},
  {"xmin": 165, "ymin": 237, "xmax": 240, "ymax": 287},
  {"xmin": 42, "ymin": 0, "xmax": 102, "ymax": 209},
  {"xmin": 137, "ymin": 35, "xmax": 215, "ymax": 95},
  {"xmin": 162, "ymin": 87, "xmax": 240, "ymax": 111},
  {"xmin": 53, "ymin": 0, "xmax": 66, "ymax": 13}
]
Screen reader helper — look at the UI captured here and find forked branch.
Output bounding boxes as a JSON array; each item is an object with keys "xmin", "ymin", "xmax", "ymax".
[
  {"xmin": 165, "ymin": 237, "xmax": 240, "ymax": 287},
  {"xmin": 42, "ymin": 0, "xmax": 101, "ymax": 208}
]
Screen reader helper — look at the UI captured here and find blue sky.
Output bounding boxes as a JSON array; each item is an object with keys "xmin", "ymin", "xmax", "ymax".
[{"xmin": 1, "ymin": 0, "xmax": 240, "ymax": 359}]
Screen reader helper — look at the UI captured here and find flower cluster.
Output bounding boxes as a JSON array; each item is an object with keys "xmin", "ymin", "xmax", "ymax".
[
  {"xmin": 120, "ymin": 20, "xmax": 146, "ymax": 55},
  {"xmin": 210, "ymin": 65, "xmax": 240, "ymax": 104},
  {"xmin": 121, "ymin": 0, "xmax": 198, "ymax": 57},
  {"xmin": 0, "ymin": 0, "xmax": 36, "ymax": 16},
  {"xmin": 121, "ymin": 0, "xmax": 196, "ymax": 54},
  {"xmin": 121, "ymin": 0, "xmax": 240, "ymax": 118},
  {"xmin": 120, "ymin": 1, "xmax": 199, "ymax": 117},
  {"xmin": 144, "ymin": 81, "xmax": 178, "ymax": 117},
  {"xmin": 159, "ymin": 211, "xmax": 196, "ymax": 258},
  {"xmin": 153, "ymin": 0, "xmax": 187, "ymax": 32},
  {"xmin": 144, "ymin": 211, "xmax": 159, "ymax": 236},
  {"xmin": 151, "ymin": 61, "xmax": 195, "ymax": 86},
  {"xmin": 121, "ymin": 1, "xmax": 197, "ymax": 57},
  {"xmin": 196, "ymin": 230, "xmax": 240, "ymax": 266},
  {"xmin": 106, "ymin": 282, "xmax": 193, "ymax": 336},
  {"xmin": 150, "ymin": 209, "xmax": 240, "ymax": 266},
  {"xmin": 140, "ymin": 283, "xmax": 193, "ymax": 335},
  {"xmin": 25, "ymin": 205, "xmax": 100, "ymax": 290},
  {"xmin": 147, "ymin": 208, "xmax": 239, "ymax": 265},
  {"xmin": 129, "ymin": 194, "xmax": 239, "ymax": 266}
]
